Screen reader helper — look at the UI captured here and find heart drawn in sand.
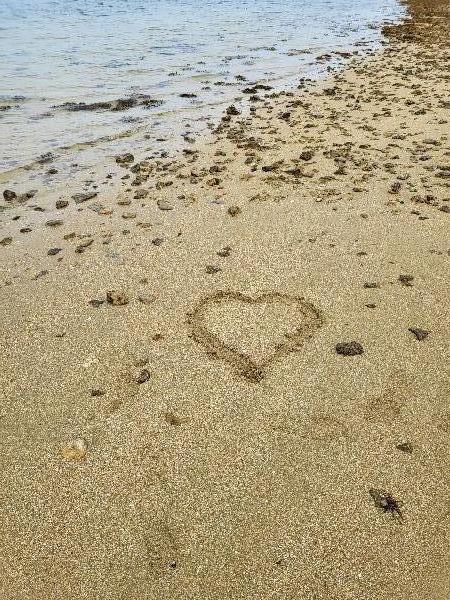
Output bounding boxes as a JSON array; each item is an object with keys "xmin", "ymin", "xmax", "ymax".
[{"xmin": 187, "ymin": 291, "xmax": 324, "ymax": 382}]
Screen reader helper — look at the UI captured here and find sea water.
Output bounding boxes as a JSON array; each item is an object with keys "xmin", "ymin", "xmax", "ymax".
[{"xmin": 0, "ymin": 0, "xmax": 405, "ymax": 176}]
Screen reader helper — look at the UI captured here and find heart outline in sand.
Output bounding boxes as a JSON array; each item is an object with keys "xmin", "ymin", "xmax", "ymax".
[{"xmin": 187, "ymin": 291, "xmax": 324, "ymax": 382}]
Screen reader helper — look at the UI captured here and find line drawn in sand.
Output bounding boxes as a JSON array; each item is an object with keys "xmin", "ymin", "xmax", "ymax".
[{"xmin": 187, "ymin": 291, "xmax": 324, "ymax": 382}]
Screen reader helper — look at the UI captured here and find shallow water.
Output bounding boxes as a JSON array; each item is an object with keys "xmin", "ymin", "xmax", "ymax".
[{"xmin": 0, "ymin": 0, "xmax": 405, "ymax": 175}]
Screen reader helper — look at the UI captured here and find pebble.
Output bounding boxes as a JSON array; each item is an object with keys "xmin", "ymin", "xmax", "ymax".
[
  {"xmin": 115, "ymin": 153, "xmax": 134, "ymax": 164},
  {"xmin": 398, "ymin": 274, "xmax": 414, "ymax": 286},
  {"xmin": 75, "ymin": 239, "xmax": 93, "ymax": 253},
  {"xmin": 56, "ymin": 200, "xmax": 69, "ymax": 209},
  {"xmin": 0, "ymin": 237, "xmax": 12, "ymax": 246},
  {"xmin": 408, "ymin": 327, "xmax": 430, "ymax": 341},
  {"xmin": 136, "ymin": 369, "xmax": 151, "ymax": 384},
  {"xmin": 3, "ymin": 190, "xmax": 17, "ymax": 201},
  {"xmin": 228, "ymin": 205, "xmax": 241, "ymax": 216},
  {"xmin": 217, "ymin": 245, "xmax": 231, "ymax": 257},
  {"xmin": 335, "ymin": 341, "xmax": 364, "ymax": 356},
  {"xmin": 106, "ymin": 290, "xmax": 129, "ymax": 306},
  {"xmin": 157, "ymin": 199, "xmax": 174, "ymax": 211},
  {"xmin": 47, "ymin": 248, "xmax": 62, "ymax": 255},
  {"xmin": 165, "ymin": 411, "xmax": 182, "ymax": 426},
  {"xmin": 72, "ymin": 192, "xmax": 97, "ymax": 204},
  {"xmin": 61, "ymin": 437, "xmax": 88, "ymax": 461},
  {"xmin": 206, "ymin": 265, "xmax": 221, "ymax": 274},
  {"xmin": 396, "ymin": 442, "xmax": 413, "ymax": 454},
  {"xmin": 45, "ymin": 219, "xmax": 63, "ymax": 227}
]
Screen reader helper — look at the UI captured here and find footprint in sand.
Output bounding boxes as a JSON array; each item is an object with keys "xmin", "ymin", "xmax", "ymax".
[{"xmin": 187, "ymin": 291, "xmax": 324, "ymax": 382}]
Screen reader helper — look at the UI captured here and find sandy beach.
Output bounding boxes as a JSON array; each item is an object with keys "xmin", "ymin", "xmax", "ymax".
[{"xmin": 0, "ymin": 1, "xmax": 449, "ymax": 598}]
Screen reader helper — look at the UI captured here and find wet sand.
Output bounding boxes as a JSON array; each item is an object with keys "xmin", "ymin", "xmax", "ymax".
[{"xmin": 0, "ymin": 1, "xmax": 449, "ymax": 599}]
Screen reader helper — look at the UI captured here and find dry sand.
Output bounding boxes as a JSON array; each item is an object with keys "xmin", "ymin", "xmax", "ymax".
[{"xmin": 0, "ymin": 1, "xmax": 449, "ymax": 598}]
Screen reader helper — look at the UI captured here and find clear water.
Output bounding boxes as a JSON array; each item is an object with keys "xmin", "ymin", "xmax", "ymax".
[{"xmin": 0, "ymin": 0, "xmax": 405, "ymax": 175}]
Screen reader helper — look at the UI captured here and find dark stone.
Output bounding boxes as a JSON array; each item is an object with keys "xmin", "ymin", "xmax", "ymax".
[
  {"xmin": 136, "ymin": 369, "xmax": 151, "ymax": 384},
  {"xmin": 335, "ymin": 341, "xmax": 364, "ymax": 356},
  {"xmin": 398, "ymin": 274, "xmax": 414, "ymax": 286},
  {"xmin": 206, "ymin": 265, "xmax": 221, "ymax": 274},
  {"xmin": 106, "ymin": 290, "xmax": 129, "ymax": 306},
  {"xmin": 299, "ymin": 150, "xmax": 314, "ymax": 161},
  {"xmin": 3, "ymin": 190, "xmax": 17, "ymax": 202},
  {"xmin": 396, "ymin": 442, "xmax": 413, "ymax": 454},
  {"xmin": 408, "ymin": 327, "xmax": 429, "ymax": 341},
  {"xmin": 115, "ymin": 153, "xmax": 134, "ymax": 165},
  {"xmin": 72, "ymin": 192, "xmax": 97, "ymax": 204},
  {"xmin": 228, "ymin": 205, "xmax": 241, "ymax": 216}
]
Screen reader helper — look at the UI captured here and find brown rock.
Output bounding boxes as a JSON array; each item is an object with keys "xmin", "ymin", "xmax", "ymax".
[
  {"xmin": 335, "ymin": 341, "xmax": 364, "ymax": 356},
  {"xmin": 106, "ymin": 290, "xmax": 129, "ymax": 306}
]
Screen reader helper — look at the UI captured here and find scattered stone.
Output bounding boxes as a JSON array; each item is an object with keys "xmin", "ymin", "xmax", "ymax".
[
  {"xmin": 75, "ymin": 239, "xmax": 93, "ymax": 253},
  {"xmin": 363, "ymin": 282, "xmax": 379, "ymax": 289},
  {"xmin": 157, "ymin": 199, "xmax": 174, "ymax": 211},
  {"xmin": 398, "ymin": 274, "xmax": 414, "ymax": 287},
  {"xmin": 228, "ymin": 205, "xmax": 241, "ymax": 216},
  {"xmin": 206, "ymin": 265, "xmax": 221, "ymax": 274},
  {"xmin": 152, "ymin": 237, "xmax": 165, "ymax": 246},
  {"xmin": 335, "ymin": 341, "xmax": 364, "ymax": 356},
  {"xmin": 389, "ymin": 181, "xmax": 402, "ymax": 194},
  {"xmin": 3, "ymin": 190, "xmax": 17, "ymax": 201},
  {"xmin": 299, "ymin": 150, "xmax": 314, "ymax": 161},
  {"xmin": 33, "ymin": 270, "xmax": 48, "ymax": 280},
  {"xmin": 90, "ymin": 389, "xmax": 105, "ymax": 397},
  {"xmin": 396, "ymin": 442, "xmax": 413, "ymax": 454},
  {"xmin": 56, "ymin": 199, "xmax": 69, "ymax": 209},
  {"xmin": 0, "ymin": 237, "xmax": 12, "ymax": 246},
  {"xmin": 115, "ymin": 153, "xmax": 134, "ymax": 164},
  {"xmin": 365, "ymin": 303, "xmax": 377, "ymax": 309},
  {"xmin": 56, "ymin": 95, "xmax": 161, "ymax": 112},
  {"xmin": 122, "ymin": 212, "xmax": 136, "ymax": 219},
  {"xmin": 134, "ymin": 189, "xmax": 148, "ymax": 199},
  {"xmin": 439, "ymin": 205, "xmax": 450, "ymax": 213},
  {"xmin": 45, "ymin": 219, "xmax": 63, "ymax": 227},
  {"xmin": 106, "ymin": 290, "xmax": 129, "ymax": 306},
  {"xmin": 47, "ymin": 247, "xmax": 62, "ymax": 256},
  {"xmin": 408, "ymin": 327, "xmax": 430, "ymax": 341},
  {"xmin": 226, "ymin": 105, "xmax": 240, "ymax": 116},
  {"xmin": 369, "ymin": 489, "xmax": 403, "ymax": 518},
  {"xmin": 136, "ymin": 369, "xmax": 151, "ymax": 384},
  {"xmin": 61, "ymin": 437, "xmax": 88, "ymax": 461},
  {"xmin": 165, "ymin": 411, "xmax": 182, "ymax": 426},
  {"xmin": 20, "ymin": 228, "xmax": 32, "ymax": 233},
  {"xmin": 217, "ymin": 245, "xmax": 231, "ymax": 257},
  {"xmin": 72, "ymin": 192, "xmax": 97, "ymax": 204}
]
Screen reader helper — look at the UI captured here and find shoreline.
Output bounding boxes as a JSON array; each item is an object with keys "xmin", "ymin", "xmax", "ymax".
[{"xmin": 1, "ymin": 1, "xmax": 449, "ymax": 599}]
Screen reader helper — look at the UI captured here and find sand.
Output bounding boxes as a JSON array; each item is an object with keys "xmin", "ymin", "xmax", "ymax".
[{"xmin": 0, "ymin": 1, "xmax": 449, "ymax": 598}]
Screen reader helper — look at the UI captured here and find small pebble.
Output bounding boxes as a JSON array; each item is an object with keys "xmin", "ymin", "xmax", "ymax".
[
  {"xmin": 408, "ymin": 327, "xmax": 429, "ymax": 341},
  {"xmin": 136, "ymin": 369, "xmax": 151, "ymax": 384},
  {"xmin": 106, "ymin": 290, "xmax": 129, "ymax": 306},
  {"xmin": 335, "ymin": 341, "xmax": 364, "ymax": 356},
  {"xmin": 61, "ymin": 437, "xmax": 88, "ymax": 461}
]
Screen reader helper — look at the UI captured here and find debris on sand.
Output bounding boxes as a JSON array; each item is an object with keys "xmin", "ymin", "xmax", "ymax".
[
  {"xmin": 106, "ymin": 291, "xmax": 129, "ymax": 306},
  {"xmin": 408, "ymin": 327, "xmax": 430, "ymax": 341},
  {"xmin": 335, "ymin": 341, "xmax": 364, "ymax": 356},
  {"xmin": 369, "ymin": 489, "xmax": 403, "ymax": 518},
  {"xmin": 61, "ymin": 437, "xmax": 88, "ymax": 461}
]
